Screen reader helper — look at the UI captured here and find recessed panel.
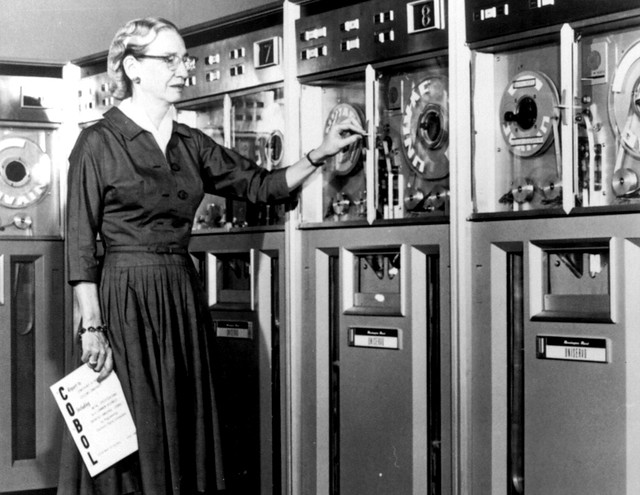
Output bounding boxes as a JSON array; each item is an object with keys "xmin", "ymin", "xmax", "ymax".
[{"xmin": 472, "ymin": 43, "xmax": 562, "ymax": 215}]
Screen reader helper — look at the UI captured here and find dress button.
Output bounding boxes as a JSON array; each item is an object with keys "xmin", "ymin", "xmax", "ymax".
[
  {"xmin": 170, "ymin": 163, "xmax": 181, "ymax": 172},
  {"xmin": 178, "ymin": 190, "xmax": 188, "ymax": 200}
]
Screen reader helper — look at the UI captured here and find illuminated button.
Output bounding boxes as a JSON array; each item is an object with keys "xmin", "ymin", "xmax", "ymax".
[
  {"xmin": 374, "ymin": 10, "xmax": 394, "ymax": 23},
  {"xmin": 171, "ymin": 163, "xmax": 181, "ymax": 172},
  {"xmin": 230, "ymin": 65, "xmax": 245, "ymax": 76},
  {"xmin": 482, "ymin": 6, "xmax": 497, "ymax": 19},
  {"xmin": 375, "ymin": 30, "xmax": 395, "ymax": 43},
  {"xmin": 340, "ymin": 19, "xmax": 360, "ymax": 32},
  {"xmin": 340, "ymin": 37, "xmax": 360, "ymax": 52},
  {"xmin": 301, "ymin": 27, "xmax": 327, "ymax": 41},
  {"xmin": 206, "ymin": 70, "xmax": 221, "ymax": 82},
  {"xmin": 229, "ymin": 48, "xmax": 245, "ymax": 59},
  {"xmin": 301, "ymin": 46, "xmax": 328, "ymax": 60},
  {"xmin": 205, "ymin": 54, "xmax": 221, "ymax": 65},
  {"xmin": 178, "ymin": 190, "xmax": 188, "ymax": 200}
]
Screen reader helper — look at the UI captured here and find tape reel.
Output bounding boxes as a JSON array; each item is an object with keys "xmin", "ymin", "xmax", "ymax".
[
  {"xmin": 266, "ymin": 130, "xmax": 284, "ymax": 169},
  {"xmin": 499, "ymin": 70, "xmax": 560, "ymax": 158},
  {"xmin": 256, "ymin": 98, "xmax": 285, "ymax": 170},
  {"xmin": 0, "ymin": 137, "xmax": 51, "ymax": 209},
  {"xmin": 257, "ymin": 129, "xmax": 284, "ymax": 170},
  {"xmin": 324, "ymin": 103, "xmax": 365, "ymax": 176},
  {"xmin": 609, "ymin": 39, "xmax": 640, "ymax": 197},
  {"xmin": 609, "ymin": 39, "xmax": 640, "ymax": 159},
  {"xmin": 401, "ymin": 76, "xmax": 449, "ymax": 180}
]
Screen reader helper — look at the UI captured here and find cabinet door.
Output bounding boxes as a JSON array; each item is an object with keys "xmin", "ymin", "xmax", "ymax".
[
  {"xmin": 0, "ymin": 240, "xmax": 65, "ymax": 492},
  {"xmin": 190, "ymin": 231, "xmax": 285, "ymax": 495}
]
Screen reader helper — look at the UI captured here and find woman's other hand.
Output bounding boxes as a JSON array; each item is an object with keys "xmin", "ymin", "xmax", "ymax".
[{"xmin": 81, "ymin": 329, "xmax": 114, "ymax": 382}]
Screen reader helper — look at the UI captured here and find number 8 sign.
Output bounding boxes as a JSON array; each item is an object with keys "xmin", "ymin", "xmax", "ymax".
[{"xmin": 407, "ymin": 0, "xmax": 445, "ymax": 33}]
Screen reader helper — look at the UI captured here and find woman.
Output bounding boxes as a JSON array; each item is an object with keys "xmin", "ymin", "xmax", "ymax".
[{"xmin": 59, "ymin": 17, "xmax": 364, "ymax": 495}]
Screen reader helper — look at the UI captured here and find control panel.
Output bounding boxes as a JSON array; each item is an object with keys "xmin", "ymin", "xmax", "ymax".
[
  {"xmin": 296, "ymin": 0, "xmax": 447, "ymax": 78},
  {"xmin": 466, "ymin": 0, "xmax": 640, "ymax": 45},
  {"xmin": 181, "ymin": 25, "xmax": 283, "ymax": 101}
]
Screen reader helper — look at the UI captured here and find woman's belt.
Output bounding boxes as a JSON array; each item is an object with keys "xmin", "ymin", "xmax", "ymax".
[{"xmin": 106, "ymin": 245, "xmax": 188, "ymax": 255}]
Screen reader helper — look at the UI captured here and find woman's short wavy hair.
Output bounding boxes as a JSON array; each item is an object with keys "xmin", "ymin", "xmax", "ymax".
[{"xmin": 107, "ymin": 17, "xmax": 180, "ymax": 100}]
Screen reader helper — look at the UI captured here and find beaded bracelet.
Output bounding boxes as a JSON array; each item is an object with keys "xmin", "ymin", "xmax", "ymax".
[
  {"xmin": 78, "ymin": 325, "xmax": 108, "ymax": 339},
  {"xmin": 306, "ymin": 150, "xmax": 326, "ymax": 167}
]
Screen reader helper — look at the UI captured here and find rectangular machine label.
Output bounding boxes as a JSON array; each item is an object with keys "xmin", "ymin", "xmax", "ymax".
[
  {"xmin": 215, "ymin": 320, "xmax": 253, "ymax": 340},
  {"xmin": 536, "ymin": 335, "xmax": 608, "ymax": 363},
  {"xmin": 349, "ymin": 327, "xmax": 400, "ymax": 350}
]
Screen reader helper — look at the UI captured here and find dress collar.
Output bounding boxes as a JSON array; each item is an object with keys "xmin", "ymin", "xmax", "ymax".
[{"xmin": 103, "ymin": 105, "xmax": 191, "ymax": 141}]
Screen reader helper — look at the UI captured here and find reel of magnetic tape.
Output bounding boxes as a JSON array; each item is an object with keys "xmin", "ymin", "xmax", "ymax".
[
  {"xmin": 0, "ymin": 132, "xmax": 59, "ymax": 236},
  {"xmin": 609, "ymin": 39, "xmax": 640, "ymax": 198},
  {"xmin": 497, "ymin": 69, "xmax": 562, "ymax": 209},
  {"xmin": 230, "ymin": 90, "xmax": 287, "ymax": 227},
  {"xmin": 377, "ymin": 70, "xmax": 449, "ymax": 219},
  {"xmin": 577, "ymin": 27, "xmax": 640, "ymax": 207},
  {"xmin": 323, "ymin": 102, "xmax": 367, "ymax": 221}
]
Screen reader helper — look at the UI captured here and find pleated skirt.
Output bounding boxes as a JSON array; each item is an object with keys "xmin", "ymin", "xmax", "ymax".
[{"xmin": 57, "ymin": 252, "xmax": 225, "ymax": 495}]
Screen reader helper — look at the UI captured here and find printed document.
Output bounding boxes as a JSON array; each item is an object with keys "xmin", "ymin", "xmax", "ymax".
[{"xmin": 50, "ymin": 364, "xmax": 138, "ymax": 477}]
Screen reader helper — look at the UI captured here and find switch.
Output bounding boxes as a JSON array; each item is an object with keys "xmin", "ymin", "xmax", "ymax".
[
  {"xmin": 205, "ymin": 54, "xmax": 220, "ymax": 65},
  {"xmin": 482, "ymin": 7, "xmax": 497, "ymax": 19},
  {"xmin": 229, "ymin": 48, "xmax": 245, "ymax": 60},
  {"xmin": 206, "ymin": 70, "xmax": 220, "ymax": 82},
  {"xmin": 341, "ymin": 19, "xmax": 360, "ymax": 31},
  {"xmin": 374, "ymin": 10, "xmax": 395, "ymax": 23},
  {"xmin": 230, "ymin": 65, "xmax": 245, "ymax": 76},
  {"xmin": 375, "ymin": 30, "xmax": 395, "ymax": 43},
  {"xmin": 340, "ymin": 37, "xmax": 360, "ymax": 51},
  {"xmin": 301, "ymin": 46, "xmax": 328, "ymax": 60},
  {"xmin": 301, "ymin": 27, "xmax": 327, "ymax": 41}
]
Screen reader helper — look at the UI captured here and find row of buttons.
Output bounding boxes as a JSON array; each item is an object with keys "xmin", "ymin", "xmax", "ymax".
[
  {"xmin": 473, "ymin": 0, "xmax": 554, "ymax": 22},
  {"xmin": 300, "ymin": 27, "xmax": 397, "ymax": 60},
  {"xmin": 300, "ymin": 10, "xmax": 395, "ymax": 41},
  {"xmin": 203, "ymin": 47, "xmax": 246, "ymax": 66},
  {"xmin": 184, "ymin": 63, "xmax": 245, "ymax": 88}
]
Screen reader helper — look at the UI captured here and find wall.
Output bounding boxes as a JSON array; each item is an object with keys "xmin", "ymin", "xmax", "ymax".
[{"xmin": 0, "ymin": 0, "xmax": 275, "ymax": 64}]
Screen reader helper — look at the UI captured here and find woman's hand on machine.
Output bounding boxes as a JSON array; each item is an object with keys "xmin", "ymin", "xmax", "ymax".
[{"xmin": 316, "ymin": 118, "xmax": 367, "ymax": 160}]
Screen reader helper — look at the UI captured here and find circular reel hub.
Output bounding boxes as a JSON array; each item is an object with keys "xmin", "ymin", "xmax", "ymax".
[
  {"xmin": 401, "ymin": 76, "xmax": 449, "ymax": 180},
  {"xmin": 499, "ymin": 70, "xmax": 560, "ymax": 158},
  {"xmin": 0, "ymin": 137, "xmax": 51, "ymax": 209}
]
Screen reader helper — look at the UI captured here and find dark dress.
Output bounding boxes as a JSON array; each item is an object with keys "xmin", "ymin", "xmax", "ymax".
[{"xmin": 58, "ymin": 107, "xmax": 290, "ymax": 495}]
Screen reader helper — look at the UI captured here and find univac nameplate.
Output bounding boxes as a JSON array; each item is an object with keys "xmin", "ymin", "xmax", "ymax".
[
  {"xmin": 348, "ymin": 327, "xmax": 401, "ymax": 350},
  {"xmin": 536, "ymin": 335, "xmax": 609, "ymax": 363}
]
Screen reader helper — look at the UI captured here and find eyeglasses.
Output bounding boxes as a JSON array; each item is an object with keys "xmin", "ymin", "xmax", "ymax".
[{"xmin": 136, "ymin": 54, "xmax": 198, "ymax": 72}]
